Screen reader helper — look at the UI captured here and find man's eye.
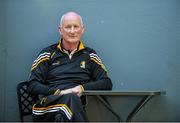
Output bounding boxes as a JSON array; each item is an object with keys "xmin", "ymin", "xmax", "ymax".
[
  {"xmin": 74, "ymin": 25, "xmax": 79, "ymax": 28},
  {"xmin": 65, "ymin": 26, "xmax": 71, "ymax": 29}
]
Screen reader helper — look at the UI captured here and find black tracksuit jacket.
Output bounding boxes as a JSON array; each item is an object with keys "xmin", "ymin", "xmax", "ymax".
[{"xmin": 28, "ymin": 40, "xmax": 112, "ymax": 96}]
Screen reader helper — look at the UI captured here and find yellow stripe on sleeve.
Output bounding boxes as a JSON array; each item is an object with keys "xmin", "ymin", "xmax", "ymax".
[
  {"xmin": 31, "ymin": 57, "xmax": 50, "ymax": 71},
  {"xmin": 90, "ymin": 58, "xmax": 108, "ymax": 74}
]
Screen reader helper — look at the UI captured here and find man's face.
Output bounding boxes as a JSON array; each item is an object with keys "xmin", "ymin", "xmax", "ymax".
[{"xmin": 59, "ymin": 14, "xmax": 84, "ymax": 44}]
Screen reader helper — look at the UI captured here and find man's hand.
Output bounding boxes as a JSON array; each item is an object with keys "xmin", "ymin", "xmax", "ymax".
[
  {"xmin": 54, "ymin": 85, "xmax": 84, "ymax": 97},
  {"xmin": 60, "ymin": 88, "xmax": 73, "ymax": 95},
  {"xmin": 71, "ymin": 85, "xmax": 84, "ymax": 97}
]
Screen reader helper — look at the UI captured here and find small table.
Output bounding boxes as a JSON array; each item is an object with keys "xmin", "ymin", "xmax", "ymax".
[{"xmin": 83, "ymin": 90, "xmax": 166, "ymax": 122}]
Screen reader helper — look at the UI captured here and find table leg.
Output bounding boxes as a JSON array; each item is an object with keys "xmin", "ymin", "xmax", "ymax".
[
  {"xmin": 126, "ymin": 95, "xmax": 153, "ymax": 122},
  {"xmin": 96, "ymin": 95, "xmax": 122, "ymax": 122}
]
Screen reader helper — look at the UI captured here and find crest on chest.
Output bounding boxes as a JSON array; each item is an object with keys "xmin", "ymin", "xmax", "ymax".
[{"xmin": 80, "ymin": 61, "xmax": 86, "ymax": 69}]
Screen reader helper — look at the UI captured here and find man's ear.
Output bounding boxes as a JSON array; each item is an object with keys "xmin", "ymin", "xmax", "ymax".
[
  {"xmin": 81, "ymin": 26, "xmax": 85, "ymax": 34},
  {"xmin": 58, "ymin": 26, "xmax": 62, "ymax": 34}
]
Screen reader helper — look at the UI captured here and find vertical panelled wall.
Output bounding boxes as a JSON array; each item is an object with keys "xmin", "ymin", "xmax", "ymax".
[
  {"xmin": 0, "ymin": 0, "xmax": 6, "ymax": 121},
  {"xmin": 0, "ymin": 0, "xmax": 180, "ymax": 121}
]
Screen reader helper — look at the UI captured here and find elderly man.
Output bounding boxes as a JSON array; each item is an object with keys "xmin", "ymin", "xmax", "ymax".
[{"xmin": 28, "ymin": 11, "xmax": 112, "ymax": 122}]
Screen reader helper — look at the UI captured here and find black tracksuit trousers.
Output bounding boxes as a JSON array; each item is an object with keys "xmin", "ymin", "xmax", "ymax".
[{"xmin": 32, "ymin": 93, "xmax": 88, "ymax": 122}]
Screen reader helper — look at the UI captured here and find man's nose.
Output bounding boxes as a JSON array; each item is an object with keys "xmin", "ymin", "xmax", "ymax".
[{"xmin": 69, "ymin": 27, "xmax": 75, "ymax": 33}]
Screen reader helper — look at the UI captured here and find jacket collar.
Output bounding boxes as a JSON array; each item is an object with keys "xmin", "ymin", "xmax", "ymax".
[{"xmin": 57, "ymin": 38, "xmax": 85, "ymax": 52}]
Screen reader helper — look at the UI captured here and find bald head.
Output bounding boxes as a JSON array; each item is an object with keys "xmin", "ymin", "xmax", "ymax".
[{"xmin": 60, "ymin": 12, "xmax": 84, "ymax": 27}]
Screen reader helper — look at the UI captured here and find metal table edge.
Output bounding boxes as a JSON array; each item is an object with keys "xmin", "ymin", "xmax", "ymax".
[{"xmin": 83, "ymin": 90, "xmax": 166, "ymax": 96}]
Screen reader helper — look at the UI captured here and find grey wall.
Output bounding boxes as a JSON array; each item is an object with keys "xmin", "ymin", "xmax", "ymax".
[
  {"xmin": 0, "ymin": 0, "xmax": 6, "ymax": 121},
  {"xmin": 0, "ymin": 0, "xmax": 180, "ymax": 121}
]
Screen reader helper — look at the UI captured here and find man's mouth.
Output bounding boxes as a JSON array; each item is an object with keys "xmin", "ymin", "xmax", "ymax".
[{"xmin": 69, "ymin": 35, "xmax": 77, "ymax": 38}]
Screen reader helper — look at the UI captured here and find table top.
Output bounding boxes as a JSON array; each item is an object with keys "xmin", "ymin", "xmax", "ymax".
[{"xmin": 83, "ymin": 90, "xmax": 166, "ymax": 96}]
